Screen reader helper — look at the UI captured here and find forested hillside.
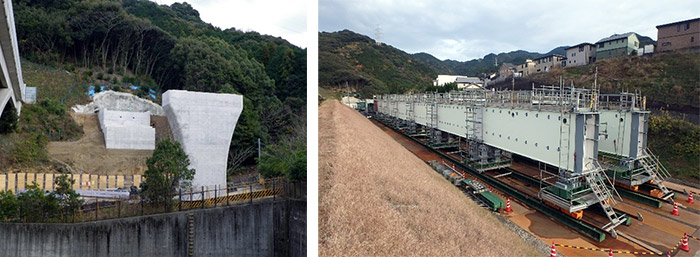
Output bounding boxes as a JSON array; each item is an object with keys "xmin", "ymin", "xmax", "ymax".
[
  {"xmin": 319, "ymin": 30, "xmax": 437, "ymax": 96},
  {"xmin": 7, "ymin": 0, "xmax": 306, "ymax": 176},
  {"xmin": 319, "ymin": 29, "xmax": 569, "ymax": 96},
  {"xmin": 411, "ymin": 47, "xmax": 570, "ymax": 77}
]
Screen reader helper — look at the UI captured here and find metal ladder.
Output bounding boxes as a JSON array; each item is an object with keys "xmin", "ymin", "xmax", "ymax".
[
  {"xmin": 638, "ymin": 149, "xmax": 673, "ymax": 199},
  {"xmin": 188, "ymin": 212, "xmax": 195, "ymax": 256},
  {"xmin": 583, "ymin": 168, "xmax": 625, "ymax": 234},
  {"xmin": 425, "ymin": 99, "xmax": 438, "ymax": 144},
  {"xmin": 558, "ymin": 113, "xmax": 571, "ymax": 172}
]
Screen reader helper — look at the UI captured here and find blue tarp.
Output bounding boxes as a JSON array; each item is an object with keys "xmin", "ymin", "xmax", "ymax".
[
  {"xmin": 86, "ymin": 84, "xmax": 158, "ymax": 99},
  {"xmin": 86, "ymin": 85, "xmax": 108, "ymax": 98}
]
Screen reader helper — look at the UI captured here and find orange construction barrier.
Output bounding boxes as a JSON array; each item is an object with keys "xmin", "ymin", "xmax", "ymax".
[
  {"xmin": 550, "ymin": 242, "xmax": 557, "ymax": 257},
  {"xmin": 680, "ymin": 232, "xmax": 690, "ymax": 252},
  {"xmin": 671, "ymin": 202, "xmax": 679, "ymax": 216},
  {"xmin": 688, "ymin": 192, "xmax": 694, "ymax": 204}
]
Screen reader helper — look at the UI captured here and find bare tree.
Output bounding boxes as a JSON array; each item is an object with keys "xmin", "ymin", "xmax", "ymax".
[{"xmin": 227, "ymin": 146, "xmax": 256, "ymax": 176}]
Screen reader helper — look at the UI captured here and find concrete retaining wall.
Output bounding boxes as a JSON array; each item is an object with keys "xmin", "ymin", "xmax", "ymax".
[
  {"xmin": 98, "ymin": 110, "xmax": 155, "ymax": 150},
  {"xmin": 0, "ymin": 199, "xmax": 306, "ymax": 257}
]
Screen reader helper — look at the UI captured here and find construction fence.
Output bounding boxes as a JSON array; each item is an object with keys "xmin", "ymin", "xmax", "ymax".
[
  {"xmin": 0, "ymin": 172, "xmax": 142, "ymax": 192},
  {"xmin": 1, "ymin": 177, "xmax": 305, "ymax": 223}
]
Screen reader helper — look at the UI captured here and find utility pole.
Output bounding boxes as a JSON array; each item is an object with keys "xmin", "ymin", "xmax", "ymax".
[{"xmin": 257, "ymin": 138, "xmax": 261, "ymax": 160}]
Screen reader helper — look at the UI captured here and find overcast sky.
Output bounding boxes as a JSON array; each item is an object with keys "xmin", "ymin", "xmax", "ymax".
[
  {"xmin": 320, "ymin": 0, "xmax": 698, "ymax": 61},
  {"xmin": 153, "ymin": 0, "xmax": 307, "ymax": 48}
]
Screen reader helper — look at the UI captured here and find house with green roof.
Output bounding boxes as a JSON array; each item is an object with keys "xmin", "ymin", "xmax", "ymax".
[{"xmin": 595, "ymin": 32, "xmax": 640, "ymax": 60}]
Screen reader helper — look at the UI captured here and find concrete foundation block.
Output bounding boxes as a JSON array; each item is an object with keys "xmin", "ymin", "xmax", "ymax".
[
  {"xmin": 163, "ymin": 90, "xmax": 243, "ymax": 195},
  {"xmin": 98, "ymin": 110, "xmax": 155, "ymax": 150}
]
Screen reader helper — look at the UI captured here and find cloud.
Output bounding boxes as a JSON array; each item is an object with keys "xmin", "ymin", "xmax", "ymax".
[
  {"xmin": 153, "ymin": 0, "xmax": 307, "ymax": 48},
  {"xmin": 320, "ymin": 0, "xmax": 698, "ymax": 61}
]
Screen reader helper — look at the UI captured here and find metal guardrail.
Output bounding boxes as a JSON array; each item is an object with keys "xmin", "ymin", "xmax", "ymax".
[{"xmin": 1, "ymin": 178, "xmax": 305, "ymax": 223}]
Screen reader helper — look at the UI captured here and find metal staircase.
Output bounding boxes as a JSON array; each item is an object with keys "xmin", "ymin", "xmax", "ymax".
[
  {"xmin": 465, "ymin": 105, "xmax": 482, "ymax": 141},
  {"xmin": 406, "ymin": 101, "xmax": 414, "ymax": 122},
  {"xmin": 583, "ymin": 166, "xmax": 626, "ymax": 236},
  {"xmin": 639, "ymin": 149, "xmax": 673, "ymax": 200}
]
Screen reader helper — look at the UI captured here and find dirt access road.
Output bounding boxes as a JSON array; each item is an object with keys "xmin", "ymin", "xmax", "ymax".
[
  {"xmin": 46, "ymin": 112, "xmax": 170, "ymax": 175},
  {"xmin": 318, "ymin": 100, "xmax": 539, "ymax": 256}
]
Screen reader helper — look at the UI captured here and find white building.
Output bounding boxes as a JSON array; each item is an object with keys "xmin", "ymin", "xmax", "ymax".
[
  {"xmin": 434, "ymin": 75, "xmax": 482, "ymax": 87},
  {"xmin": 455, "ymin": 77, "xmax": 484, "ymax": 89}
]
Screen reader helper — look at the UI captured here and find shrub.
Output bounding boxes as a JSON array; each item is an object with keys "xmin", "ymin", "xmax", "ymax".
[
  {"xmin": 0, "ymin": 190, "xmax": 18, "ymax": 221},
  {"xmin": 10, "ymin": 133, "xmax": 49, "ymax": 164},
  {"xmin": 18, "ymin": 183, "xmax": 59, "ymax": 222}
]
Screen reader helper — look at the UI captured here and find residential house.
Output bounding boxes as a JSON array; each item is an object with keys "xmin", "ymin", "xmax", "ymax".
[
  {"xmin": 564, "ymin": 43, "xmax": 596, "ymax": 67},
  {"xmin": 455, "ymin": 77, "xmax": 483, "ymax": 89},
  {"xmin": 498, "ymin": 63, "xmax": 517, "ymax": 78},
  {"xmin": 516, "ymin": 59, "xmax": 536, "ymax": 77},
  {"xmin": 656, "ymin": 18, "xmax": 700, "ymax": 53},
  {"xmin": 533, "ymin": 54, "xmax": 565, "ymax": 73},
  {"xmin": 636, "ymin": 45, "xmax": 655, "ymax": 56},
  {"xmin": 595, "ymin": 32, "xmax": 640, "ymax": 60}
]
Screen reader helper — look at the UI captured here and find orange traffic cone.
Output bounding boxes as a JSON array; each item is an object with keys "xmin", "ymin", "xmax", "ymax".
[
  {"xmin": 688, "ymin": 192, "xmax": 694, "ymax": 204},
  {"xmin": 671, "ymin": 202, "xmax": 679, "ymax": 216},
  {"xmin": 666, "ymin": 251, "xmax": 670, "ymax": 257},
  {"xmin": 680, "ymin": 232, "xmax": 690, "ymax": 252},
  {"xmin": 550, "ymin": 242, "xmax": 557, "ymax": 257},
  {"xmin": 505, "ymin": 198, "xmax": 512, "ymax": 212},
  {"xmin": 608, "ymin": 249, "xmax": 613, "ymax": 257}
]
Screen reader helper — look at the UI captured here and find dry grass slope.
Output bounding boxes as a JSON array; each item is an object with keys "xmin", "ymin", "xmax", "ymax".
[{"xmin": 319, "ymin": 100, "xmax": 539, "ymax": 256}]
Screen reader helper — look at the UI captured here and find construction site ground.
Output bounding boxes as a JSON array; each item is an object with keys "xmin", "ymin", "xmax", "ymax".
[
  {"xmin": 318, "ymin": 100, "xmax": 539, "ymax": 256},
  {"xmin": 365, "ymin": 106, "xmax": 700, "ymax": 257},
  {"xmin": 46, "ymin": 112, "xmax": 171, "ymax": 175}
]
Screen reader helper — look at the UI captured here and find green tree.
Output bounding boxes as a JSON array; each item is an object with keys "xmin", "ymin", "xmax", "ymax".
[
  {"xmin": 18, "ymin": 182, "xmax": 59, "ymax": 222},
  {"xmin": 54, "ymin": 173, "xmax": 83, "ymax": 221},
  {"xmin": 0, "ymin": 103, "xmax": 18, "ymax": 134},
  {"xmin": 258, "ymin": 140, "xmax": 306, "ymax": 180},
  {"xmin": 141, "ymin": 138, "xmax": 194, "ymax": 204},
  {"xmin": 258, "ymin": 116, "xmax": 306, "ymax": 181},
  {"xmin": 0, "ymin": 190, "xmax": 19, "ymax": 221}
]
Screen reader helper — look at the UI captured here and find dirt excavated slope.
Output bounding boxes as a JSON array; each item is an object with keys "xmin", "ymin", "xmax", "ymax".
[{"xmin": 319, "ymin": 100, "xmax": 539, "ymax": 256}]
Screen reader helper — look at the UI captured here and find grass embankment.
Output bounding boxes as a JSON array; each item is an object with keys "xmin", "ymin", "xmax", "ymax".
[
  {"xmin": 648, "ymin": 114, "xmax": 700, "ymax": 184},
  {"xmin": 319, "ymin": 100, "xmax": 539, "ymax": 256},
  {"xmin": 0, "ymin": 63, "xmax": 84, "ymax": 171},
  {"xmin": 529, "ymin": 52, "xmax": 699, "ymax": 109}
]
